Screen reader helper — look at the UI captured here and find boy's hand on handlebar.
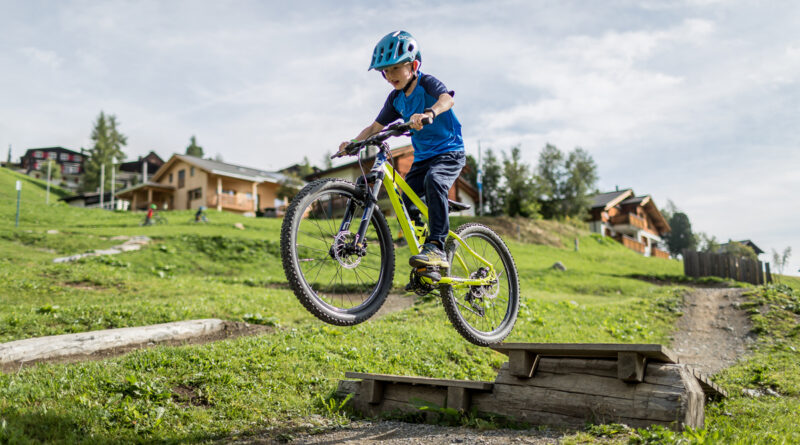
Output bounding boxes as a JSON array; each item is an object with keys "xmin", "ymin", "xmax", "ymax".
[{"xmin": 408, "ymin": 113, "xmax": 433, "ymax": 130}]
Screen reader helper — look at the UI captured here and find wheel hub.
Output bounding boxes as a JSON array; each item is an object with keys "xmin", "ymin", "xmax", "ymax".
[{"xmin": 330, "ymin": 231, "xmax": 365, "ymax": 269}]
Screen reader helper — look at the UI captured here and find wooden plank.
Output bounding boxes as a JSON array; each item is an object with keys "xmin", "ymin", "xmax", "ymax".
[
  {"xmin": 486, "ymin": 382, "xmax": 686, "ymax": 424},
  {"xmin": 382, "ymin": 383, "xmax": 447, "ymax": 406},
  {"xmin": 492, "ymin": 343, "xmax": 677, "ymax": 364},
  {"xmin": 766, "ymin": 262, "xmax": 773, "ymax": 284},
  {"xmin": 535, "ymin": 357, "xmax": 617, "ymax": 378},
  {"xmin": 618, "ymin": 352, "xmax": 647, "ymax": 383},
  {"xmin": 344, "ymin": 372, "xmax": 493, "ymax": 391}
]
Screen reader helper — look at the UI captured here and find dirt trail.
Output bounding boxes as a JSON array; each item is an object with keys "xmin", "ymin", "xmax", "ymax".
[{"xmin": 670, "ymin": 287, "xmax": 753, "ymax": 375}]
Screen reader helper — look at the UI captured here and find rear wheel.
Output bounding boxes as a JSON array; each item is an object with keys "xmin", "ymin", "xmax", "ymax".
[
  {"xmin": 280, "ymin": 179, "xmax": 395, "ymax": 325},
  {"xmin": 442, "ymin": 223, "xmax": 519, "ymax": 346}
]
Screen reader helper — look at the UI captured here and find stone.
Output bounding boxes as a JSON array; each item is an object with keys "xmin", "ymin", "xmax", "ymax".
[
  {"xmin": 234, "ymin": 223, "xmax": 245, "ymax": 230},
  {"xmin": 552, "ymin": 261, "xmax": 567, "ymax": 271}
]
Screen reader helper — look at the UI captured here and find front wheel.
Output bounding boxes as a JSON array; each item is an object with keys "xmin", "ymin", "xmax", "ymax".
[
  {"xmin": 280, "ymin": 179, "xmax": 395, "ymax": 326},
  {"xmin": 442, "ymin": 223, "xmax": 520, "ymax": 346}
]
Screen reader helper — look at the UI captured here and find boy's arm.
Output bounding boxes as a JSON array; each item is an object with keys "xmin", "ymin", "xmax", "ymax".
[
  {"xmin": 338, "ymin": 121, "xmax": 385, "ymax": 153},
  {"xmin": 409, "ymin": 93, "xmax": 454, "ymax": 130}
]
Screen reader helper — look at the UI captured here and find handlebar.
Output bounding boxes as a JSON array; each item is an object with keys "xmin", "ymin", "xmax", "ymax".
[{"xmin": 332, "ymin": 117, "xmax": 433, "ymax": 159}]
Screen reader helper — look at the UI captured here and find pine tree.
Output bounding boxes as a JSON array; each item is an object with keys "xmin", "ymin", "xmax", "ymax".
[
  {"xmin": 186, "ymin": 135, "xmax": 204, "ymax": 158},
  {"xmin": 82, "ymin": 112, "xmax": 127, "ymax": 192}
]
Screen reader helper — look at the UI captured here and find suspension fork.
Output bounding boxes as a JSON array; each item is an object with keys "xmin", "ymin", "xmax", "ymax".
[{"xmin": 338, "ymin": 171, "xmax": 384, "ymax": 247}]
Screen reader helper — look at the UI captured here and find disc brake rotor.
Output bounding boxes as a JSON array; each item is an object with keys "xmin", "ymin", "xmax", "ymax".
[{"xmin": 331, "ymin": 231, "xmax": 361, "ymax": 269}]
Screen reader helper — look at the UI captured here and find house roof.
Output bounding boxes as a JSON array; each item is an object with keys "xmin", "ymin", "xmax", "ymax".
[
  {"xmin": 152, "ymin": 154, "xmax": 291, "ymax": 184},
  {"xmin": 591, "ymin": 189, "xmax": 634, "ymax": 210},
  {"xmin": 738, "ymin": 240, "xmax": 764, "ymax": 254},
  {"xmin": 115, "ymin": 182, "xmax": 176, "ymax": 198},
  {"xmin": 120, "ymin": 151, "xmax": 165, "ymax": 172},
  {"xmin": 23, "ymin": 146, "xmax": 83, "ymax": 157},
  {"xmin": 720, "ymin": 240, "xmax": 765, "ymax": 255}
]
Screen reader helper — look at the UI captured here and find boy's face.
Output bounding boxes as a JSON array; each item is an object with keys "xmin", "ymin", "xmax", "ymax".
[{"xmin": 382, "ymin": 62, "xmax": 415, "ymax": 90}]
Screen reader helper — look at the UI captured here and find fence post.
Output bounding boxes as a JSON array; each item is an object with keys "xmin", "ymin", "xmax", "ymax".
[
  {"xmin": 757, "ymin": 261, "xmax": 764, "ymax": 285},
  {"xmin": 766, "ymin": 263, "xmax": 773, "ymax": 284},
  {"xmin": 728, "ymin": 255, "xmax": 736, "ymax": 280}
]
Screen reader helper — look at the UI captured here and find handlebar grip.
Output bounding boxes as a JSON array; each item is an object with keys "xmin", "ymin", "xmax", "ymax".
[{"xmin": 421, "ymin": 117, "xmax": 433, "ymax": 126}]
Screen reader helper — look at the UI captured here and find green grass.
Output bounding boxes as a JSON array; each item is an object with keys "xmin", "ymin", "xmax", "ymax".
[{"xmin": 2, "ymin": 166, "xmax": 790, "ymax": 443}]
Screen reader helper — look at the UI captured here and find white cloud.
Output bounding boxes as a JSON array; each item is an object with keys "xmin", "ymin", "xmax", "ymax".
[{"xmin": 19, "ymin": 47, "xmax": 64, "ymax": 68}]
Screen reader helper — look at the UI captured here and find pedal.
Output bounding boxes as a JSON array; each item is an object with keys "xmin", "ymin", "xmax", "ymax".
[{"xmin": 415, "ymin": 266, "xmax": 441, "ymax": 282}]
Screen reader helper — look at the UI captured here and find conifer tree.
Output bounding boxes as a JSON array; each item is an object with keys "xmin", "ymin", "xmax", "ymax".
[
  {"xmin": 186, "ymin": 135, "xmax": 204, "ymax": 158},
  {"xmin": 82, "ymin": 112, "xmax": 127, "ymax": 192}
]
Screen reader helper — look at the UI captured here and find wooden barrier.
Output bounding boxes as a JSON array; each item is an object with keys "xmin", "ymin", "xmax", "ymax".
[
  {"xmin": 337, "ymin": 343, "xmax": 725, "ymax": 431},
  {"xmin": 682, "ymin": 250, "xmax": 769, "ymax": 285}
]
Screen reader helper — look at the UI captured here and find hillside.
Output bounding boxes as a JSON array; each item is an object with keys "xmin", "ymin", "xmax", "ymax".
[{"xmin": 6, "ymin": 166, "xmax": 798, "ymax": 443}]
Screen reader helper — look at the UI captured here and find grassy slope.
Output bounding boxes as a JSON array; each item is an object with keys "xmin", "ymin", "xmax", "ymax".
[{"xmin": 1, "ymin": 166, "xmax": 794, "ymax": 444}]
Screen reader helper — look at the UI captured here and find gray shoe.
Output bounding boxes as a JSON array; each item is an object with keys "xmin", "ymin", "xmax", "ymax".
[{"xmin": 409, "ymin": 243, "xmax": 449, "ymax": 269}]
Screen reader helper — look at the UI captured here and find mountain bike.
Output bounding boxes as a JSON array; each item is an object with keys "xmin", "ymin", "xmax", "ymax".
[{"xmin": 280, "ymin": 120, "xmax": 519, "ymax": 346}]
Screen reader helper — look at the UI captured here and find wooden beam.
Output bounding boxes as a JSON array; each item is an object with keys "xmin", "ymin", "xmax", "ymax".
[
  {"xmin": 617, "ymin": 352, "xmax": 647, "ymax": 383},
  {"xmin": 508, "ymin": 350, "xmax": 539, "ymax": 378},
  {"xmin": 362, "ymin": 379, "xmax": 383, "ymax": 405},
  {"xmin": 492, "ymin": 343, "xmax": 677, "ymax": 364},
  {"xmin": 447, "ymin": 386, "xmax": 470, "ymax": 412},
  {"xmin": 344, "ymin": 372, "xmax": 493, "ymax": 390}
]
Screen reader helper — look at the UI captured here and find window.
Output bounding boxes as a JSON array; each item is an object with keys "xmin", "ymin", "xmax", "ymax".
[
  {"xmin": 64, "ymin": 163, "xmax": 80, "ymax": 174},
  {"xmin": 178, "ymin": 170, "xmax": 185, "ymax": 188},
  {"xmin": 169, "ymin": 173, "xmax": 173, "ymax": 183},
  {"xmin": 73, "ymin": 155, "xmax": 81, "ymax": 162},
  {"xmin": 188, "ymin": 188, "xmax": 202, "ymax": 201},
  {"xmin": 190, "ymin": 166, "xmax": 195, "ymax": 177},
  {"xmin": 34, "ymin": 151, "xmax": 43, "ymax": 158},
  {"xmin": 60, "ymin": 153, "xmax": 69, "ymax": 161}
]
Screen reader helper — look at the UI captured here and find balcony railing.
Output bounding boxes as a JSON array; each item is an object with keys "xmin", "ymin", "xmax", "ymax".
[
  {"xmin": 610, "ymin": 213, "xmax": 647, "ymax": 231},
  {"xmin": 209, "ymin": 194, "xmax": 255, "ymax": 212},
  {"xmin": 620, "ymin": 235, "xmax": 646, "ymax": 254},
  {"xmin": 651, "ymin": 247, "xmax": 670, "ymax": 259}
]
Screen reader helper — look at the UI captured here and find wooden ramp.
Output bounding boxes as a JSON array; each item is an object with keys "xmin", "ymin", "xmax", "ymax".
[{"xmin": 337, "ymin": 343, "xmax": 726, "ymax": 431}]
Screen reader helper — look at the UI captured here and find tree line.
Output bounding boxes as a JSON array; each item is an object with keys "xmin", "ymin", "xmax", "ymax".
[{"xmin": 462, "ymin": 144, "xmax": 598, "ymax": 220}]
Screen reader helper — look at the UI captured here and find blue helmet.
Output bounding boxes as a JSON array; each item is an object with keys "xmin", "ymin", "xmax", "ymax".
[{"xmin": 369, "ymin": 31, "xmax": 421, "ymax": 71}]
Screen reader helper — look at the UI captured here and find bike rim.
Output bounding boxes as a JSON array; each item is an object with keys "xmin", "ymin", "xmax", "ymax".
[
  {"xmin": 293, "ymin": 188, "xmax": 386, "ymax": 312},
  {"xmin": 448, "ymin": 233, "xmax": 513, "ymax": 335}
]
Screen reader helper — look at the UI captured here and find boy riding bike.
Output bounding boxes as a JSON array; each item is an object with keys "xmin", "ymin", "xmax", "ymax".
[
  {"xmin": 339, "ymin": 30, "xmax": 465, "ymax": 273},
  {"xmin": 280, "ymin": 30, "xmax": 519, "ymax": 346}
]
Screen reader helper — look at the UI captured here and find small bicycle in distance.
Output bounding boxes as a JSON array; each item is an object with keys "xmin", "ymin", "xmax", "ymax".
[{"xmin": 280, "ymin": 120, "xmax": 520, "ymax": 346}]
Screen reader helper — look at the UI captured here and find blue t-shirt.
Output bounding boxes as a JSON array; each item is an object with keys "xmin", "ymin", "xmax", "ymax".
[{"xmin": 375, "ymin": 72, "xmax": 464, "ymax": 162}]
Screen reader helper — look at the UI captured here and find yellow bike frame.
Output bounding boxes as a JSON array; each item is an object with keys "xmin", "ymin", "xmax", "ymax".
[{"xmin": 378, "ymin": 161, "xmax": 498, "ymax": 289}]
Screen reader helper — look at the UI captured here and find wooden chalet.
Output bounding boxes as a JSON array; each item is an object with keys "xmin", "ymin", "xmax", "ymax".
[
  {"xmin": 115, "ymin": 154, "xmax": 293, "ymax": 214},
  {"xmin": 19, "ymin": 146, "xmax": 84, "ymax": 191},
  {"xmin": 588, "ymin": 189, "xmax": 671, "ymax": 258},
  {"xmin": 305, "ymin": 144, "xmax": 479, "ymax": 217}
]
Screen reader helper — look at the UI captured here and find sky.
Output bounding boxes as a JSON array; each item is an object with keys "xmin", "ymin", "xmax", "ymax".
[{"xmin": 1, "ymin": 0, "xmax": 798, "ymax": 275}]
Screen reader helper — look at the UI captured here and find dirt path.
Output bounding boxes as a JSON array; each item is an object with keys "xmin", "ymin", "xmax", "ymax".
[{"xmin": 670, "ymin": 287, "xmax": 753, "ymax": 375}]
